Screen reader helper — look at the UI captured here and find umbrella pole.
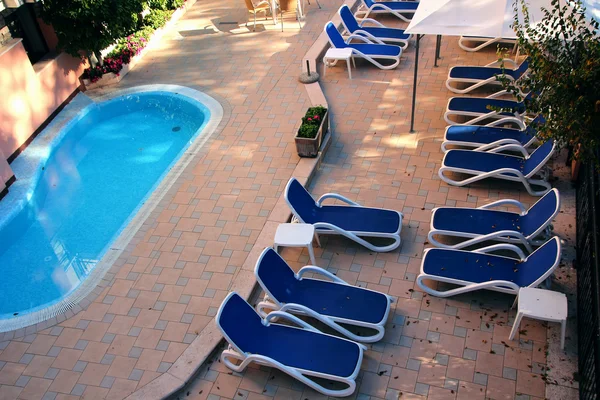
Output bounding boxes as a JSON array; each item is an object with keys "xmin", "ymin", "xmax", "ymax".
[
  {"xmin": 434, "ymin": 35, "xmax": 442, "ymax": 67},
  {"xmin": 410, "ymin": 34, "xmax": 422, "ymax": 133}
]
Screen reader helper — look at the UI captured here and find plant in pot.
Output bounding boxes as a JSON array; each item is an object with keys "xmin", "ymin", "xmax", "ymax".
[
  {"xmin": 497, "ymin": 0, "xmax": 600, "ymax": 180},
  {"xmin": 295, "ymin": 105, "xmax": 328, "ymax": 157}
]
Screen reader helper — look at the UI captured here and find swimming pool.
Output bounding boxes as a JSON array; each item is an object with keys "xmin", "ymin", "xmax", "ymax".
[{"xmin": 0, "ymin": 86, "xmax": 222, "ymax": 328}]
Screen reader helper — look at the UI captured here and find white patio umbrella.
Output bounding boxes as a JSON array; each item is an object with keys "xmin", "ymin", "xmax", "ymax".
[{"xmin": 403, "ymin": 0, "xmax": 557, "ymax": 132}]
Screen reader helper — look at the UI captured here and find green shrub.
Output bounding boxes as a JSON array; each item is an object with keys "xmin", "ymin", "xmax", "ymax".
[
  {"xmin": 148, "ymin": 0, "xmax": 168, "ymax": 10},
  {"xmin": 168, "ymin": 0, "xmax": 185, "ymax": 9},
  {"xmin": 297, "ymin": 106, "xmax": 327, "ymax": 138},
  {"xmin": 143, "ymin": 8, "xmax": 172, "ymax": 29}
]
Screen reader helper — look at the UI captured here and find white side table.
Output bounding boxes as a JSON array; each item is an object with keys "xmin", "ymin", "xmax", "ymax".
[
  {"xmin": 509, "ymin": 287, "xmax": 568, "ymax": 349},
  {"xmin": 274, "ymin": 223, "xmax": 317, "ymax": 265},
  {"xmin": 323, "ymin": 48, "xmax": 355, "ymax": 80}
]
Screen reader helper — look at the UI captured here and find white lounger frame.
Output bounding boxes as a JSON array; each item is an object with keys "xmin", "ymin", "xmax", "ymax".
[
  {"xmin": 445, "ymin": 58, "xmax": 523, "ymax": 94},
  {"xmin": 427, "ymin": 189, "xmax": 560, "ymax": 252},
  {"xmin": 327, "ymin": 29, "xmax": 402, "ymax": 70},
  {"xmin": 444, "ymin": 91, "xmax": 528, "ymax": 129},
  {"xmin": 354, "ymin": 2, "xmax": 416, "ymax": 22},
  {"xmin": 458, "ymin": 36, "xmax": 518, "ymax": 52},
  {"xmin": 416, "ymin": 238, "xmax": 561, "ymax": 297},
  {"xmin": 285, "ymin": 179, "xmax": 404, "ymax": 252},
  {"xmin": 217, "ymin": 293, "xmax": 365, "ymax": 397},
  {"xmin": 440, "ymin": 125, "xmax": 538, "ymax": 153},
  {"xmin": 340, "ymin": 13, "xmax": 412, "ymax": 49},
  {"xmin": 438, "ymin": 142, "xmax": 555, "ymax": 196},
  {"xmin": 255, "ymin": 251, "xmax": 394, "ymax": 343}
]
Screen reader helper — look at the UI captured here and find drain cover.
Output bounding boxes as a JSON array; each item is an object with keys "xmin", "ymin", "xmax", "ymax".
[
  {"xmin": 219, "ymin": 21, "xmax": 239, "ymax": 25},
  {"xmin": 172, "ymin": 126, "xmax": 181, "ymax": 132}
]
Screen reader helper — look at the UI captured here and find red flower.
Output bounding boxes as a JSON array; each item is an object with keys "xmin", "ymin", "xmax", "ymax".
[{"xmin": 313, "ymin": 115, "xmax": 320, "ymax": 120}]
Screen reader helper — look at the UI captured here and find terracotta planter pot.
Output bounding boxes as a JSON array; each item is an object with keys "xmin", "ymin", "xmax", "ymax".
[{"xmin": 295, "ymin": 111, "xmax": 328, "ymax": 158}]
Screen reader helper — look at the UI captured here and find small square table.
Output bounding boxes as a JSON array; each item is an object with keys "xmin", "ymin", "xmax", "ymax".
[
  {"xmin": 323, "ymin": 48, "xmax": 355, "ymax": 80},
  {"xmin": 509, "ymin": 287, "xmax": 568, "ymax": 349},
  {"xmin": 274, "ymin": 223, "xmax": 317, "ymax": 265}
]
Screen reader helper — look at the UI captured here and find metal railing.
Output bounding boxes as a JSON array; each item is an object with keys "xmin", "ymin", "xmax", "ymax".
[{"xmin": 576, "ymin": 161, "xmax": 600, "ymax": 400}]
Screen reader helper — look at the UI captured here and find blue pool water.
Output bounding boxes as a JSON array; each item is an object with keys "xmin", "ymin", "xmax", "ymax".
[{"xmin": 0, "ymin": 91, "xmax": 208, "ymax": 318}]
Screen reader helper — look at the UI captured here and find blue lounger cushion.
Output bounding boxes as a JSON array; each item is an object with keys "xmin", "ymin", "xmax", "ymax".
[
  {"xmin": 218, "ymin": 293, "xmax": 361, "ymax": 378},
  {"xmin": 447, "ymin": 97, "xmax": 526, "ymax": 115},
  {"xmin": 431, "ymin": 188, "xmax": 559, "ymax": 238},
  {"xmin": 340, "ymin": 5, "xmax": 410, "ymax": 40},
  {"xmin": 422, "ymin": 237, "xmax": 559, "ymax": 287},
  {"xmin": 449, "ymin": 59, "xmax": 529, "ymax": 81},
  {"xmin": 350, "ymin": 43, "xmax": 402, "ymax": 56},
  {"xmin": 443, "ymin": 140, "xmax": 554, "ymax": 177},
  {"xmin": 445, "ymin": 125, "xmax": 535, "ymax": 145},
  {"xmin": 325, "ymin": 23, "xmax": 402, "ymax": 57},
  {"xmin": 286, "ymin": 178, "xmax": 401, "ymax": 234},
  {"xmin": 257, "ymin": 248, "xmax": 389, "ymax": 324},
  {"xmin": 363, "ymin": 0, "xmax": 419, "ymax": 11}
]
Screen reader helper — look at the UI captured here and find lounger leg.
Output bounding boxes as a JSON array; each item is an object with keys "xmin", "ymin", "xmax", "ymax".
[
  {"xmin": 560, "ymin": 319, "xmax": 566, "ymax": 350},
  {"xmin": 346, "ymin": 57, "xmax": 352, "ymax": 80},
  {"xmin": 313, "ymin": 232, "xmax": 321, "ymax": 248},
  {"xmin": 307, "ymin": 243, "xmax": 316, "ymax": 265},
  {"xmin": 508, "ymin": 311, "xmax": 524, "ymax": 341},
  {"xmin": 253, "ymin": 13, "xmax": 257, "ymax": 31}
]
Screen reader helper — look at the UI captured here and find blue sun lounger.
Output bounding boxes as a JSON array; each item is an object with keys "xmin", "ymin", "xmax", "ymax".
[
  {"xmin": 441, "ymin": 115, "xmax": 544, "ymax": 152},
  {"xmin": 339, "ymin": 5, "xmax": 411, "ymax": 49},
  {"xmin": 417, "ymin": 236, "xmax": 561, "ymax": 297},
  {"xmin": 446, "ymin": 57, "xmax": 530, "ymax": 94},
  {"xmin": 217, "ymin": 292, "xmax": 364, "ymax": 397},
  {"xmin": 439, "ymin": 139, "xmax": 555, "ymax": 196},
  {"xmin": 285, "ymin": 177, "xmax": 403, "ymax": 252},
  {"xmin": 428, "ymin": 188, "xmax": 560, "ymax": 252},
  {"xmin": 254, "ymin": 248, "xmax": 393, "ymax": 343},
  {"xmin": 355, "ymin": 0, "xmax": 419, "ymax": 21},
  {"xmin": 444, "ymin": 93, "xmax": 532, "ymax": 128},
  {"xmin": 325, "ymin": 22, "xmax": 402, "ymax": 70}
]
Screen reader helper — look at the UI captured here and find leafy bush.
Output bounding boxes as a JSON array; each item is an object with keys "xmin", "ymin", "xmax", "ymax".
[
  {"xmin": 82, "ymin": 27, "xmax": 153, "ymax": 83},
  {"xmin": 148, "ymin": 0, "xmax": 169, "ymax": 10},
  {"xmin": 498, "ymin": 0, "xmax": 600, "ymax": 162},
  {"xmin": 297, "ymin": 106, "xmax": 327, "ymax": 138},
  {"xmin": 42, "ymin": 0, "xmax": 145, "ymax": 67},
  {"xmin": 168, "ymin": 0, "xmax": 185, "ymax": 9},
  {"xmin": 143, "ymin": 8, "xmax": 173, "ymax": 29}
]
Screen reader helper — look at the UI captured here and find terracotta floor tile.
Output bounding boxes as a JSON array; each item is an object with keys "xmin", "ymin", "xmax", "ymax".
[
  {"xmin": 516, "ymin": 370, "xmax": 545, "ymax": 397},
  {"xmin": 210, "ymin": 373, "xmax": 242, "ymax": 398},
  {"xmin": 486, "ymin": 375, "xmax": 516, "ymax": 400},
  {"xmin": 446, "ymin": 357, "xmax": 475, "ymax": 382}
]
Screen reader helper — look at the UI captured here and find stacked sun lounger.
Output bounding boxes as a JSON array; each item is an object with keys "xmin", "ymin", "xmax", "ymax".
[
  {"xmin": 413, "ymin": 54, "xmax": 562, "ymax": 297},
  {"xmin": 321, "ymin": 1, "xmax": 420, "ymax": 71}
]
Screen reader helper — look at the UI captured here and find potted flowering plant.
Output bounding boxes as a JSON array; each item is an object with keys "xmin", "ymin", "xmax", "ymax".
[{"xmin": 295, "ymin": 105, "xmax": 328, "ymax": 157}]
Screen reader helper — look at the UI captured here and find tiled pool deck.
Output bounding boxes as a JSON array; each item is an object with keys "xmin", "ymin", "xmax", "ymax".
[{"xmin": 0, "ymin": 0, "xmax": 579, "ymax": 399}]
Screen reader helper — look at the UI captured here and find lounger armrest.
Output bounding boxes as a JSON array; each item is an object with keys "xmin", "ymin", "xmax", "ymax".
[
  {"xmin": 487, "ymin": 144, "xmax": 529, "ymax": 157},
  {"xmin": 417, "ymin": 274, "xmax": 520, "ymax": 297},
  {"xmin": 358, "ymin": 17, "xmax": 386, "ymax": 28},
  {"xmin": 485, "ymin": 58, "xmax": 518, "ymax": 68},
  {"xmin": 345, "ymin": 33, "xmax": 379, "ymax": 45},
  {"xmin": 478, "ymin": 198, "xmax": 527, "ymax": 213},
  {"xmin": 316, "ymin": 193, "xmax": 361, "ymax": 207},
  {"xmin": 279, "ymin": 303, "xmax": 368, "ymax": 349},
  {"xmin": 472, "ymin": 243, "xmax": 527, "ymax": 260},
  {"xmin": 474, "ymin": 139, "xmax": 532, "ymax": 152},
  {"xmin": 486, "ymin": 89, "xmax": 513, "ymax": 99},
  {"xmin": 264, "ymin": 310, "xmax": 320, "ymax": 332},
  {"xmin": 297, "ymin": 266, "xmax": 348, "ymax": 284},
  {"xmin": 441, "ymin": 229, "xmax": 534, "ymax": 253},
  {"xmin": 350, "ymin": 30, "xmax": 387, "ymax": 45}
]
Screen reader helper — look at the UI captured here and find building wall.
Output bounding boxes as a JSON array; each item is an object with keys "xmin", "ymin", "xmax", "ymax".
[{"xmin": 0, "ymin": 38, "xmax": 85, "ymax": 186}]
